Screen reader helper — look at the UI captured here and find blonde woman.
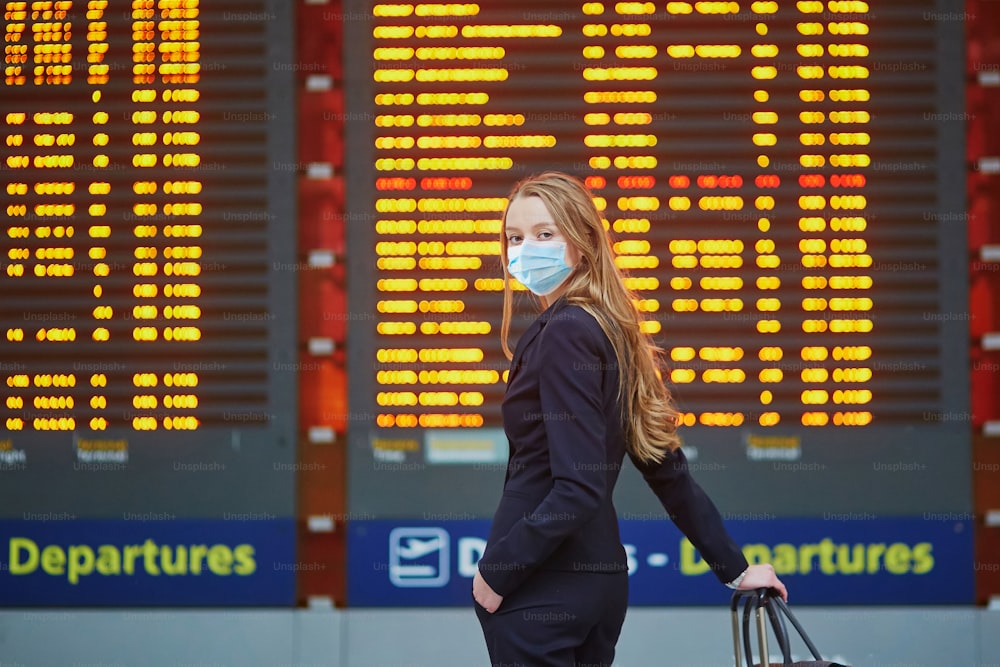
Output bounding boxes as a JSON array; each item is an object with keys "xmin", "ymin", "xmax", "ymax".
[{"xmin": 472, "ymin": 172, "xmax": 786, "ymax": 666}]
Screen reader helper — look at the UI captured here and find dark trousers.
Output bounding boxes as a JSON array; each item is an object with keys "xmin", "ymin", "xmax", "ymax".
[{"xmin": 474, "ymin": 570, "xmax": 629, "ymax": 667}]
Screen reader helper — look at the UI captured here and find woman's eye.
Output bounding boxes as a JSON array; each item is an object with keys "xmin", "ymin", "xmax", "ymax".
[
  {"xmin": 538, "ymin": 231, "xmax": 553, "ymax": 239},
  {"xmin": 508, "ymin": 236, "xmax": 521, "ymax": 244}
]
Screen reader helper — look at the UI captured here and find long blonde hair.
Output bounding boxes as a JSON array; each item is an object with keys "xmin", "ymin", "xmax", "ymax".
[{"xmin": 499, "ymin": 171, "xmax": 681, "ymax": 462}]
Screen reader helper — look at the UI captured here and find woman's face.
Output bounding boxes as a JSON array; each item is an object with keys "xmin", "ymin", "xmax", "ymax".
[{"xmin": 503, "ymin": 195, "xmax": 581, "ymax": 267}]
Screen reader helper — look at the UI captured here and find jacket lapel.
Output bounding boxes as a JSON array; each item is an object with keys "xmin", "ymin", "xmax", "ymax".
[{"xmin": 507, "ymin": 297, "xmax": 567, "ymax": 383}]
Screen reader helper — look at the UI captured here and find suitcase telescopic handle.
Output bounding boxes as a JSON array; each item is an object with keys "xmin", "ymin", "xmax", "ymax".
[
  {"xmin": 732, "ymin": 588, "xmax": 788, "ymax": 666},
  {"xmin": 746, "ymin": 588, "xmax": 790, "ymax": 666},
  {"xmin": 730, "ymin": 588, "xmax": 827, "ymax": 666}
]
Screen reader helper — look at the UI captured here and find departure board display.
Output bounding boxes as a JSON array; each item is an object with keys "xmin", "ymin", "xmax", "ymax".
[
  {"xmin": 344, "ymin": 0, "xmax": 969, "ymax": 516},
  {"xmin": 0, "ymin": 1, "xmax": 297, "ymax": 516}
]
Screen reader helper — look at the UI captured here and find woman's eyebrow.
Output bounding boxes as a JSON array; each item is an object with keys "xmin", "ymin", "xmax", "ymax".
[{"xmin": 505, "ymin": 221, "xmax": 554, "ymax": 232}]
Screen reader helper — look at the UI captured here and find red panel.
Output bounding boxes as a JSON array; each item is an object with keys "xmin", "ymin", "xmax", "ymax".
[
  {"xmin": 976, "ymin": 527, "xmax": 1000, "ymax": 605},
  {"xmin": 980, "ymin": 88, "xmax": 1000, "ymax": 156},
  {"xmin": 968, "ymin": 0, "xmax": 1000, "ymax": 63},
  {"xmin": 967, "ymin": 187, "xmax": 995, "ymax": 249},
  {"xmin": 973, "ymin": 435, "xmax": 1000, "ymax": 509},
  {"xmin": 298, "ymin": 92, "xmax": 346, "ymax": 169},
  {"xmin": 296, "ymin": 0, "xmax": 348, "ymax": 606},
  {"xmin": 969, "ymin": 276, "xmax": 995, "ymax": 338},
  {"xmin": 969, "ymin": 0, "xmax": 1000, "ymax": 605},
  {"xmin": 971, "ymin": 351, "xmax": 999, "ymax": 426}
]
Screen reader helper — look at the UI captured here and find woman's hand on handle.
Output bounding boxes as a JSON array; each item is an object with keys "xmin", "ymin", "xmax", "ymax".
[{"xmin": 736, "ymin": 564, "xmax": 788, "ymax": 602}]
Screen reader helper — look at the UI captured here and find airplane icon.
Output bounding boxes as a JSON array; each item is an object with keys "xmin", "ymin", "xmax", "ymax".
[
  {"xmin": 396, "ymin": 536, "xmax": 445, "ymax": 561},
  {"xmin": 389, "ymin": 527, "xmax": 450, "ymax": 588}
]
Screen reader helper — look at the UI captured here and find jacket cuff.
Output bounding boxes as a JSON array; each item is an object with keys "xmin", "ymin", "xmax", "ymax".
[{"xmin": 724, "ymin": 566, "xmax": 750, "ymax": 589}]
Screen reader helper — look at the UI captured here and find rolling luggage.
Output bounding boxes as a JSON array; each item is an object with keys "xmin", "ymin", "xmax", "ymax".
[{"xmin": 730, "ymin": 588, "xmax": 850, "ymax": 667}]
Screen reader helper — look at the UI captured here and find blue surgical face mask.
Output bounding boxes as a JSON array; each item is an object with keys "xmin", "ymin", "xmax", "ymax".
[{"xmin": 507, "ymin": 239, "xmax": 574, "ymax": 296}]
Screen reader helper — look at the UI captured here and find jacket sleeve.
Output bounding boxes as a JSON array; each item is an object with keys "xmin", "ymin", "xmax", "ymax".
[
  {"xmin": 477, "ymin": 317, "xmax": 612, "ymax": 597},
  {"xmin": 628, "ymin": 447, "xmax": 749, "ymax": 584}
]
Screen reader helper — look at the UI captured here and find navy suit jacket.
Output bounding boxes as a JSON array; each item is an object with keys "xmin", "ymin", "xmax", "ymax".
[{"xmin": 477, "ymin": 297, "xmax": 749, "ymax": 598}]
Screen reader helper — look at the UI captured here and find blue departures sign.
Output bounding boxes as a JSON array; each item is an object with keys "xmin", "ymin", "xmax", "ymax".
[
  {"xmin": 0, "ymin": 519, "xmax": 296, "ymax": 606},
  {"xmin": 348, "ymin": 517, "xmax": 973, "ymax": 606}
]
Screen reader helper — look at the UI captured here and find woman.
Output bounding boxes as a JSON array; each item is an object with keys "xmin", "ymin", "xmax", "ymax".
[{"xmin": 472, "ymin": 172, "xmax": 787, "ymax": 667}]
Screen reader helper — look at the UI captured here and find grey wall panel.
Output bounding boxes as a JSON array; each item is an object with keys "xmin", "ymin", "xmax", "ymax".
[
  {"xmin": 293, "ymin": 608, "xmax": 343, "ymax": 667},
  {"xmin": 0, "ymin": 610, "xmax": 295, "ymax": 667},
  {"xmin": 980, "ymin": 610, "xmax": 1000, "ymax": 667},
  {"xmin": 0, "ymin": 607, "xmax": 994, "ymax": 667},
  {"xmin": 343, "ymin": 608, "xmax": 485, "ymax": 667}
]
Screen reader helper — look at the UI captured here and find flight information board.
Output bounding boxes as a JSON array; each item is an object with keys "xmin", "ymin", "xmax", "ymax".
[
  {"xmin": 0, "ymin": 1, "xmax": 297, "ymax": 517},
  {"xmin": 344, "ymin": 0, "xmax": 969, "ymax": 516}
]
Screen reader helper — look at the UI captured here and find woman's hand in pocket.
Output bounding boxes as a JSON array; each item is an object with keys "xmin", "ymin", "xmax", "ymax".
[{"xmin": 473, "ymin": 569, "xmax": 504, "ymax": 613}]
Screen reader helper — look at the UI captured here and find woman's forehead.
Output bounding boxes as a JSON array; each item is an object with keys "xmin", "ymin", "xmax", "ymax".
[{"xmin": 505, "ymin": 195, "xmax": 553, "ymax": 224}]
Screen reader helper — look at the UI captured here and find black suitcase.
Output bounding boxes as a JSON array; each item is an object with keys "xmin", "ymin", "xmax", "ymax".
[{"xmin": 730, "ymin": 588, "xmax": 850, "ymax": 667}]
